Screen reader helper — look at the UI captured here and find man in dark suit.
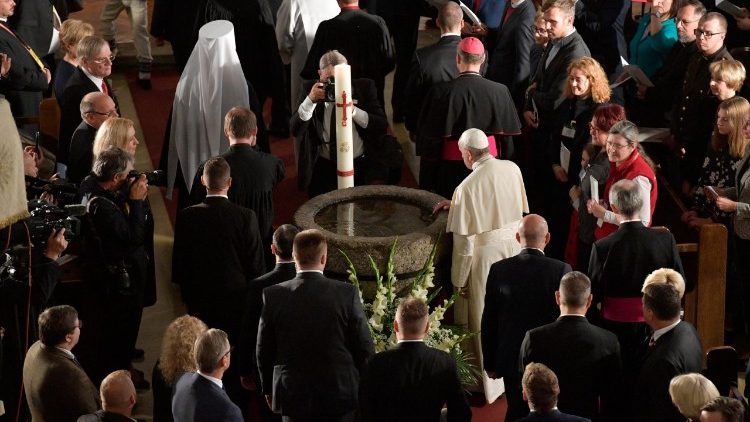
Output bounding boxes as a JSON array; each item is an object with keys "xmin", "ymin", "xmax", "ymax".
[
  {"xmin": 634, "ymin": 283, "xmax": 702, "ymax": 422},
  {"xmin": 573, "ymin": 0, "xmax": 629, "ymax": 80},
  {"xmin": 59, "ymin": 35, "xmax": 119, "ymax": 169},
  {"xmin": 523, "ymin": 0, "xmax": 590, "ymax": 129},
  {"xmin": 77, "ymin": 370, "xmax": 138, "ymax": 422},
  {"xmin": 291, "ymin": 50, "xmax": 388, "ymax": 196},
  {"xmin": 517, "ymin": 363, "xmax": 591, "ymax": 422},
  {"xmin": 23, "ymin": 305, "xmax": 100, "ymax": 422},
  {"xmin": 700, "ymin": 397, "xmax": 746, "ymax": 422},
  {"xmin": 67, "ymin": 92, "xmax": 119, "ymax": 184},
  {"xmin": 173, "ymin": 156, "xmax": 265, "ymax": 341},
  {"xmin": 189, "ymin": 107, "xmax": 285, "ymax": 268},
  {"xmin": 519, "ymin": 272, "xmax": 622, "ymax": 421},
  {"xmin": 172, "ymin": 329, "xmax": 243, "ymax": 422},
  {"xmin": 301, "ymin": 0, "xmax": 395, "ymax": 107},
  {"xmin": 257, "ymin": 229, "xmax": 374, "ymax": 421},
  {"xmin": 8, "ymin": 0, "xmax": 56, "ymax": 61},
  {"xmin": 523, "ymin": 0, "xmax": 589, "ymax": 189},
  {"xmin": 404, "ymin": 1, "xmax": 462, "ymax": 135},
  {"xmin": 487, "ymin": 0, "xmax": 536, "ymax": 106},
  {"xmin": 482, "ymin": 213, "xmax": 572, "ymax": 421},
  {"xmin": 237, "ymin": 224, "xmax": 299, "ymax": 419},
  {"xmin": 359, "ymin": 296, "xmax": 471, "ymax": 421},
  {"xmin": 0, "ymin": 0, "xmax": 51, "ymax": 123}
]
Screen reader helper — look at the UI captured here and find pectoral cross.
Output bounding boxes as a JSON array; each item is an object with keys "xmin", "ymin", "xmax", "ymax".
[{"xmin": 336, "ymin": 91, "xmax": 353, "ymax": 127}]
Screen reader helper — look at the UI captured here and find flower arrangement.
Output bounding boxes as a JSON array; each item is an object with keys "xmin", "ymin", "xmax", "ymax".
[{"xmin": 340, "ymin": 236, "xmax": 479, "ymax": 387}]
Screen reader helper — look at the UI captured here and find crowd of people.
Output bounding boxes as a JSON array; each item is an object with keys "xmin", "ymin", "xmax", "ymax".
[{"xmin": 3, "ymin": 0, "xmax": 750, "ymax": 420}]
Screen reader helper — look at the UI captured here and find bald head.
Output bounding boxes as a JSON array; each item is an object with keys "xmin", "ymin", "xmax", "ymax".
[
  {"xmin": 517, "ymin": 214, "xmax": 550, "ymax": 250},
  {"xmin": 437, "ymin": 2, "xmax": 463, "ymax": 34},
  {"xmin": 100, "ymin": 370, "xmax": 136, "ymax": 415},
  {"xmin": 80, "ymin": 91, "xmax": 117, "ymax": 128}
]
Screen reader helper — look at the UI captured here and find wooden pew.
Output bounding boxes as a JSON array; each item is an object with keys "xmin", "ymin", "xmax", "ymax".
[{"xmin": 652, "ymin": 174, "xmax": 727, "ymax": 356}]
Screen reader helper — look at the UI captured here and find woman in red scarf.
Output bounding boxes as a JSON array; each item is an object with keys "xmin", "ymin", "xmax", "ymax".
[{"xmin": 586, "ymin": 120, "xmax": 657, "ymax": 239}]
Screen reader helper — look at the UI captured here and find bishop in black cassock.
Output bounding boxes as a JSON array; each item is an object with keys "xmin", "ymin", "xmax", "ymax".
[{"xmin": 417, "ymin": 37, "xmax": 521, "ymax": 199}]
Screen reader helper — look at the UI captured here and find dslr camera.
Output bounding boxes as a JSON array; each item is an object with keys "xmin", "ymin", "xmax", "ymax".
[
  {"xmin": 322, "ymin": 76, "xmax": 336, "ymax": 102},
  {"xmin": 128, "ymin": 169, "xmax": 167, "ymax": 187}
]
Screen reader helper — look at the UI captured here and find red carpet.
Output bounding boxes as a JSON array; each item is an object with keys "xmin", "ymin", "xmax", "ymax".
[{"xmin": 125, "ymin": 69, "xmax": 506, "ymax": 421}]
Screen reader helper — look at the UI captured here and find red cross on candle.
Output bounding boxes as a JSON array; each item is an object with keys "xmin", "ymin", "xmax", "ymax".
[{"xmin": 336, "ymin": 91, "xmax": 354, "ymax": 127}]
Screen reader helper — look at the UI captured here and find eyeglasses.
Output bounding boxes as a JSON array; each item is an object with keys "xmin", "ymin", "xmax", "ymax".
[
  {"xmin": 694, "ymin": 29, "xmax": 724, "ymax": 39},
  {"xmin": 605, "ymin": 141, "xmax": 632, "ymax": 150},
  {"xmin": 91, "ymin": 55, "xmax": 116, "ymax": 64},
  {"xmin": 589, "ymin": 122, "xmax": 601, "ymax": 133},
  {"xmin": 676, "ymin": 18, "xmax": 700, "ymax": 26},
  {"xmin": 87, "ymin": 109, "xmax": 117, "ymax": 117}
]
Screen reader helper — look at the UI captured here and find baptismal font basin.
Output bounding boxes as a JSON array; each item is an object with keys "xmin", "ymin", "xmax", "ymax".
[{"xmin": 293, "ymin": 185, "xmax": 450, "ymax": 297}]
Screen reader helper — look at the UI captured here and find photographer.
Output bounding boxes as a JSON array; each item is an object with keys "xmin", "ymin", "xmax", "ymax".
[
  {"xmin": 291, "ymin": 50, "xmax": 388, "ymax": 197},
  {"xmin": 0, "ymin": 96, "xmax": 69, "ymax": 422},
  {"xmin": 77, "ymin": 146, "xmax": 149, "ymax": 387}
]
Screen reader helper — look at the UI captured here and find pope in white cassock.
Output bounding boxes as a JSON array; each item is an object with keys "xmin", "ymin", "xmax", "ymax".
[{"xmin": 440, "ymin": 128, "xmax": 528, "ymax": 403}]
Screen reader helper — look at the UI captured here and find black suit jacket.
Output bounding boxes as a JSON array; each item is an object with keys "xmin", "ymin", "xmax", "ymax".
[
  {"xmin": 359, "ymin": 342, "xmax": 471, "ymax": 422},
  {"xmin": 290, "ymin": 77, "xmax": 387, "ymax": 191},
  {"xmin": 574, "ymin": 0, "xmax": 629, "ymax": 76},
  {"xmin": 0, "ymin": 22, "xmax": 49, "ymax": 118},
  {"xmin": 8, "ymin": 0, "xmax": 53, "ymax": 57},
  {"xmin": 172, "ymin": 196, "xmax": 265, "ymax": 339},
  {"xmin": 237, "ymin": 261, "xmax": 297, "ymax": 377},
  {"xmin": 67, "ymin": 121, "xmax": 97, "ymax": 184},
  {"xmin": 525, "ymin": 31, "xmax": 590, "ymax": 118},
  {"xmin": 634, "ymin": 321, "xmax": 703, "ymax": 422},
  {"xmin": 77, "ymin": 410, "xmax": 136, "ymax": 422},
  {"xmin": 59, "ymin": 67, "xmax": 118, "ymax": 164},
  {"xmin": 172, "ymin": 373, "xmax": 243, "ymax": 422},
  {"xmin": 519, "ymin": 316, "xmax": 622, "ymax": 421},
  {"xmin": 257, "ymin": 271, "xmax": 374, "ymax": 417},
  {"xmin": 403, "ymin": 34, "xmax": 460, "ymax": 132},
  {"xmin": 488, "ymin": 0, "xmax": 535, "ymax": 105},
  {"xmin": 516, "ymin": 409, "xmax": 591, "ymax": 422},
  {"xmin": 588, "ymin": 222, "xmax": 687, "ymax": 310},
  {"xmin": 481, "ymin": 249, "xmax": 572, "ymax": 378}
]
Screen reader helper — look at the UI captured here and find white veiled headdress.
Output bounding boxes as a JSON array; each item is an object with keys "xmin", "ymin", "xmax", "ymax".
[{"xmin": 167, "ymin": 20, "xmax": 250, "ymax": 196}]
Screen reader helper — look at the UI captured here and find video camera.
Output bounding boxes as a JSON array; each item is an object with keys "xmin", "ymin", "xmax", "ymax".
[
  {"xmin": 25, "ymin": 177, "xmax": 79, "ymax": 207},
  {"xmin": 26, "ymin": 199, "xmax": 85, "ymax": 247},
  {"xmin": 128, "ymin": 169, "xmax": 167, "ymax": 187}
]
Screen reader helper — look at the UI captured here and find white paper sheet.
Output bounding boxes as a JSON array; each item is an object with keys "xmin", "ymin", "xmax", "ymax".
[{"xmin": 560, "ymin": 145, "xmax": 571, "ymax": 173}]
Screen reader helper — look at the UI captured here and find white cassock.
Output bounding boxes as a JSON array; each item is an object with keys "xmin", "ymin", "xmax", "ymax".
[
  {"xmin": 275, "ymin": 0, "xmax": 339, "ymax": 108},
  {"xmin": 446, "ymin": 155, "xmax": 529, "ymax": 404},
  {"xmin": 167, "ymin": 20, "xmax": 251, "ymax": 196}
]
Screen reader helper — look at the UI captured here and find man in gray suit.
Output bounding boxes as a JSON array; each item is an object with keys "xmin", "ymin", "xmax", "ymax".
[{"xmin": 23, "ymin": 305, "xmax": 100, "ymax": 422}]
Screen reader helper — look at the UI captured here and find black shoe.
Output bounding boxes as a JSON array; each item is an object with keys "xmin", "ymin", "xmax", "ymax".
[
  {"xmin": 137, "ymin": 78, "xmax": 152, "ymax": 90},
  {"xmin": 131, "ymin": 348, "xmax": 145, "ymax": 362}
]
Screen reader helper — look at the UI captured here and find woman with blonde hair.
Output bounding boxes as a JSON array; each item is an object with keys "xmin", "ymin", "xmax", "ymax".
[
  {"xmin": 152, "ymin": 315, "xmax": 208, "ymax": 422},
  {"xmin": 685, "ymin": 97, "xmax": 750, "ymax": 230},
  {"xmin": 709, "ymin": 60, "xmax": 746, "ymax": 102},
  {"xmin": 545, "ymin": 56, "xmax": 612, "ymax": 259},
  {"xmin": 669, "ymin": 373, "xmax": 720, "ymax": 421},
  {"xmin": 92, "ymin": 117, "xmax": 140, "ymax": 159},
  {"xmin": 54, "ymin": 19, "xmax": 94, "ymax": 99}
]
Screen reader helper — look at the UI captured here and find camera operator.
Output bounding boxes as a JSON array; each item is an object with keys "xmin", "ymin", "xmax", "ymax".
[
  {"xmin": 77, "ymin": 146, "xmax": 149, "ymax": 387},
  {"xmin": 0, "ymin": 96, "xmax": 69, "ymax": 422},
  {"xmin": 291, "ymin": 50, "xmax": 388, "ymax": 197}
]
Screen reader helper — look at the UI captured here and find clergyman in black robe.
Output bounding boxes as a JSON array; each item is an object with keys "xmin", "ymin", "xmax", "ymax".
[
  {"xmin": 417, "ymin": 40, "xmax": 521, "ymax": 199},
  {"xmin": 301, "ymin": 1, "xmax": 395, "ymax": 107}
]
